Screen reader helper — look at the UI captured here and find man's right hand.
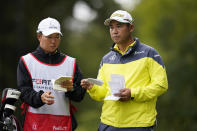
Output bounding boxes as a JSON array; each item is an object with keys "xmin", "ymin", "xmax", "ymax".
[
  {"xmin": 80, "ymin": 79, "xmax": 93, "ymax": 90},
  {"xmin": 41, "ymin": 91, "xmax": 54, "ymax": 105}
]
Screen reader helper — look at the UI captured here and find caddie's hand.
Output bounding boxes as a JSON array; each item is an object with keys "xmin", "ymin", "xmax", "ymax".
[
  {"xmin": 60, "ymin": 80, "xmax": 73, "ymax": 91},
  {"xmin": 80, "ymin": 79, "xmax": 93, "ymax": 90},
  {"xmin": 114, "ymin": 88, "xmax": 131, "ymax": 101},
  {"xmin": 41, "ymin": 91, "xmax": 54, "ymax": 105}
]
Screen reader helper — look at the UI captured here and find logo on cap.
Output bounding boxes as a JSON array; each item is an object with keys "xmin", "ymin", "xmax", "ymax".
[
  {"xmin": 49, "ymin": 22, "xmax": 58, "ymax": 29},
  {"xmin": 104, "ymin": 10, "xmax": 133, "ymax": 26},
  {"xmin": 110, "ymin": 13, "xmax": 124, "ymax": 18}
]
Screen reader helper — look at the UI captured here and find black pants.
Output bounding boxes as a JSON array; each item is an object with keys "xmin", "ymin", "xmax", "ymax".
[{"xmin": 98, "ymin": 123, "xmax": 154, "ymax": 131}]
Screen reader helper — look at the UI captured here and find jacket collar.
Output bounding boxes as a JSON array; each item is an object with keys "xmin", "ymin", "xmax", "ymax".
[
  {"xmin": 111, "ymin": 37, "xmax": 139, "ymax": 56},
  {"xmin": 34, "ymin": 45, "xmax": 60, "ymax": 58}
]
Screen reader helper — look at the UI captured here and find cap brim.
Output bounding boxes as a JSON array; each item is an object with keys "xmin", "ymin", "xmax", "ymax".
[
  {"xmin": 42, "ymin": 29, "xmax": 62, "ymax": 36},
  {"xmin": 104, "ymin": 18, "xmax": 131, "ymax": 26}
]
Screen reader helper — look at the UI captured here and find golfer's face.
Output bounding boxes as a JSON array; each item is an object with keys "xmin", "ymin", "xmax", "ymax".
[
  {"xmin": 109, "ymin": 21, "xmax": 132, "ymax": 44},
  {"xmin": 38, "ymin": 33, "xmax": 61, "ymax": 53}
]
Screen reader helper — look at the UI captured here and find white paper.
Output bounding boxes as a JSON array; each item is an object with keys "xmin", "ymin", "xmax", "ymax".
[
  {"xmin": 108, "ymin": 81, "xmax": 122, "ymax": 94},
  {"xmin": 87, "ymin": 78, "xmax": 104, "ymax": 86},
  {"xmin": 52, "ymin": 76, "xmax": 72, "ymax": 92},
  {"xmin": 111, "ymin": 74, "xmax": 125, "ymax": 89},
  {"xmin": 104, "ymin": 74, "xmax": 125, "ymax": 101},
  {"xmin": 104, "ymin": 95, "xmax": 120, "ymax": 100}
]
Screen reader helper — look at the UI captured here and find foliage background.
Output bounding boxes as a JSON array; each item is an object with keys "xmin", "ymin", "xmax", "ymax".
[{"xmin": 0, "ymin": 0, "xmax": 197, "ymax": 130}]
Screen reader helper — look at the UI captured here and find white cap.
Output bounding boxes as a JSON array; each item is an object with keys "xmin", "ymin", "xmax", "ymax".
[
  {"xmin": 37, "ymin": 17, "xmax": 62, "ymax": 36},
  {"xmin": 104, "ymin": 10, "xmax": 133, "ymax": 26}
]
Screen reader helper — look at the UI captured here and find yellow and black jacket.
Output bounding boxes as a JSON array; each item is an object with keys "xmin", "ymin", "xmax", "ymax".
[{"xmin": 88, "ymin": 38, "xmax": 168, "ymax": 127}]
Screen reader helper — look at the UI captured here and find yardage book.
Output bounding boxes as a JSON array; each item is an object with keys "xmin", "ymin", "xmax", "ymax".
[{"xmin": 52, "ymin": 76, "xmax": 72, "ymax": 92}]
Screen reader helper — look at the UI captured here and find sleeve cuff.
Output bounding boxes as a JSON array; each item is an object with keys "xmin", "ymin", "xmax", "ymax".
[
  {"xmin": 131, "ymin": 88, "xmax": 138, "ymax": 100},
  {"xmin": 87, "ymin": 85, "xmax": 96, "ymax": 93}
]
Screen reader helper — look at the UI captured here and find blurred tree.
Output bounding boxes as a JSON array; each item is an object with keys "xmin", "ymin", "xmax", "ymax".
[{"xmin": 133, "ymin": 0, "xmax": 197, "ymax": 130}]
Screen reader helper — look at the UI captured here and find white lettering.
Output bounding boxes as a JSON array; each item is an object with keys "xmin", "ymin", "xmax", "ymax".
[
  {"xmin": 32, "ymin": 122, "xmax": 38, "ymax": 130},
  {"xmin": 154, "ymin": 54, "xmax": 160, "ymax": 57},
  {"xmin": 134, "ymin": 51, "xmax": 144, "ymax": 55},
  {"xmin": 53, "ymin": 126, "xmax": 67, "ymax": 130}
]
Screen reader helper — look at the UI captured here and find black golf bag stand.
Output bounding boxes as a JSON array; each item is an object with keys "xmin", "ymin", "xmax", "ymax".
[{"xmin": 0, "ymin": 88, "xmax": 22, "ymax": 131}]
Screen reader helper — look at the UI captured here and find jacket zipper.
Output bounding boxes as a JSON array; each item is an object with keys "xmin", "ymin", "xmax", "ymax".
[{"xmin": 49, "ymin": 53, "xmax": 52, "ymax": 64}]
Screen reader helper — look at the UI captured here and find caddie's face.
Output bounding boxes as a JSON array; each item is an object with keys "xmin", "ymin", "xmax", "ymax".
[
  {"xmin": 37, "ymin": 33, "xmax": 61, "ymax": 54},
  {"xmin": 109, "ymin": 20, "xmax": 133, "ymax": 44}
]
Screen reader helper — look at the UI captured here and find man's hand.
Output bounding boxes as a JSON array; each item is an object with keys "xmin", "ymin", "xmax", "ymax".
[
  {"xmin": 41, "ymin": 91, "xmax": 54, "ymax": 105},
  {"xmin": 60, "ymin": 80, "xmax": 73, "ymax": 91},
  {"xmin": 114, "ymin": 88, "xmax": 131, "ymax": 101},
  {"xmin": 80, "ymin": 79, "xmax": 93, "ymax": 90}
]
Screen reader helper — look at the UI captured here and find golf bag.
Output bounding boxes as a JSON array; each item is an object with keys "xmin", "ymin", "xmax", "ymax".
[{"xmin": 0, "ymin": 88, "xmax": 22, "ymax": 131}]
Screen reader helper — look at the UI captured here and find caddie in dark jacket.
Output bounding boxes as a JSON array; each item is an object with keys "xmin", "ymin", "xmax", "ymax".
[{"xmin": 17, "ymin": 17, "xmax": 86, "ymax": 131}]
